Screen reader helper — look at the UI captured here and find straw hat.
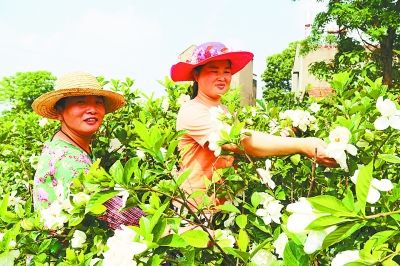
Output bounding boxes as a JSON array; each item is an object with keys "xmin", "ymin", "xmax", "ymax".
[
  {"xmin": 32, "ymin": 71, "xmax": 125, "ymax": 119},
  {"xmin": 170, "ymin": 42, "xmax": 254, "ymax": 81}
]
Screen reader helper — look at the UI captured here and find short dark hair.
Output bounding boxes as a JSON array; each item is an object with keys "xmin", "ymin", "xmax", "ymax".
[{"xmin": 55, "ymin": 98, "xmax": 67, "ymax": 112}]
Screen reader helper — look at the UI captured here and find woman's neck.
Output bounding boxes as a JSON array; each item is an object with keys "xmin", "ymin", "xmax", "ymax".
[
  {"xmin": 195, "ymin": 90, "xmax": 221, "ymax": 106},
  {"xmin": 56, "ymin": 126, "xmax": 92, "ymax": 154}
]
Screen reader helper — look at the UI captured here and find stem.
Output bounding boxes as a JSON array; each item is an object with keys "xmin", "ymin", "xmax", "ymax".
[
  {"xmin": 364, "ymin": 209, "xmax": 400, "ymax": 219},
  {"xmin": 307, "ymin": 148, "xmax": 317, "ymax": 197},
  {"xmin": 137, "ymin": 186, "xmax": 234, "ymax": 264}
]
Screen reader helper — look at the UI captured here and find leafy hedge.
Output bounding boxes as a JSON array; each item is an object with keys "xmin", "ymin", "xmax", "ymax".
[{"xmin": 0, "ymin": 72, "xmax": 399, "ymax": 265}]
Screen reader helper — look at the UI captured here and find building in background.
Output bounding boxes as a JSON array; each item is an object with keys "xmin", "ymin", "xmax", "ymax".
[{"xmin": 291, "ymin": 44, "xmax": 336, "ymax": 99}]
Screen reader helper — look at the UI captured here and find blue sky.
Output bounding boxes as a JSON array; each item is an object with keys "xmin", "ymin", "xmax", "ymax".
[{"xmin": 0, "ymin": 0, "xmax": 325, "ymax": 97}]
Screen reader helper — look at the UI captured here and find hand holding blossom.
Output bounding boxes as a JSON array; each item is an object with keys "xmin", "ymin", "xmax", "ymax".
[{"xmin": 301, "ymin": 137, "xmax": 338, "ymax": 167}]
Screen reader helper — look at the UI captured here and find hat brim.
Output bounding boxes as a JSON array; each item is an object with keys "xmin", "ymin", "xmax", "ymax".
[
  {"xmin": 32, "ymin": 88, "xmax": 125, "ymax": 119},
  {"xmin": 170, "ymin": 51, "xmax": 254, "ymax": 82}
]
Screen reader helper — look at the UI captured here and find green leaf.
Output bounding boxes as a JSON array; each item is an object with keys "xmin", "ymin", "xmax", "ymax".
[
  {"xmin": 290, "ymin": 154, "xmax": 301, "ymax": 165},
  {"xmin": 283, "ymin": 240, "xmax": 308, "ymax": 266},
  {"xmin": 180, "ymin": 229, "xmax": 209, "ymax": 248},
  {"xmin": 158, "ymin": 234, "xmax": 188, "ymax": 248},
  {"xmin": 378, "ymin": 154, "xmax": 400, "ymax": 164},
  {"xmin": 109, "ymin": 160, "xmax": 124, "ymax": 184},
  {"xmin": 149, "ymin": 202, "xmax": 168, "ymax": 232},
  {"xmin": 307, "ymin": 216, "xmax": 354, "ymax": 230},
  {"xmin": 322, "ymin": 222, "xmax": 366, "ymax": 249},
  {"xmin": 251, "ymin": 192, "xmax": 262, "ymax": 208},
  {"xmin": 85, "ymin": 190, "xmax": 119, "ymax": 214},
  {"xmin": 174, "ymin": 170, "xmax": 190, "ymax": 187},
  {"xmin": 237, "ymin": 229, "xmax": 249, "ymax": 252},
  {"xmin": 355, "ymin": 162, "xmax": 373, "ymax": 215},
  {"xmin": 235, "ymin": 214, "xmax": 247, "ymax": 229},
  {"xmin": 308, "ymin": 195, "xmax": 354, "ymax": 216},
  {"xmin": 224, "ymin": 247, "xmax": 249, "ymax": 262},
  {"xmin": 122, "ymin": 158, "xmax": 139, "ymax": 185},
  {"xmin": 217, "ymin": 203, "xmax": 241, "ymax": 214},
  {"xmin": 342, "ymin": 188, "xmax": 355, "ymax": 212}
]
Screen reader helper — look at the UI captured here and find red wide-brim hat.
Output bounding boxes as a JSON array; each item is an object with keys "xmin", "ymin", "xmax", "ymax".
[{"xmin": 170, "ymin": 42, "xmax": 254, "ymax": 82}]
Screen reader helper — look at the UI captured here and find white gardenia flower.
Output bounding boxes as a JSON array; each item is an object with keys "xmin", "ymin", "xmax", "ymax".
[
  {"xmin": 374, "ymin": 96, "xmax": 400, "ymax": 130},
  {"xmin": 177, "ymin": 94, "xmax": 190, "ymax": 106},
  {"xmin": 351, "ymin": 169, "xmax": 394, "ymax": 204},
  {"xmin": 115, "ymin": 185, "xmax": 130, "ymax": 209},
  {"xmin": 103, "ymin": 225, "xmax": 147, "ymax": 266},
  {"xmin": 256, "ymin": 159, "xmax": 275, "ymax": 189},
  {"xmin": 215, "ymin": 229, "xmax": 235, "ymax": 248},
  {"xmin": 280, "ymin": 109, "xmax": 316, "ymax": 132},
  {"xmin": 161, "ymin": 98, "xmax": 169, "ymax": 112},
  {"xmin": 71, "ymin": 230, "xmax": 87, "ymax": 249},
  {"xmin": 223, "ymin": 212, "xmax": 236, "ymax": 227},
  {"xmin": 325, "ymin": 126, "xmax": 357, "ymax": 171},
  {"xmin": 303, "ymin": 226, "xmax": 336, "ymax": 254},
  {"xmin": 136, "ymin": 149, "xmax": 146, "ymax": 160},
  {"xmin": 331, "ymin": 250, "xmax": 360, "ymax": 266},
  {"xmin": 41, "ymin": 201, "xmax": 69, "ymax": 229},
  {"xmin": 255, "ymin": 193, "xmax": 283, "ymax": 225},
  {"xmin": 108, "ymin": 138, "xmax": 124, "ymax": 153},
  {"xmin": 286, "ymin": 197, "xmax": 321, "ymax": 233},
  {"xmin": 38, "ymin": 118, "xmax": 48, "ymax": 127},
  {"xmin": 273, "ymin": 232, "xmax": 288, "ymax": 258},
  {"xmin": 309, "ymin": 103, "xmax": 321, "ymax": 113},
  {"xmin": 251, "ymin": 249, "xmax": 277, "ymax": 266}
]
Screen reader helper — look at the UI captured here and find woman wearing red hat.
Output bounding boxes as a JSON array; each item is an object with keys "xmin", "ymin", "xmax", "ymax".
[{"xmin": 170, "ymin": 42, "xmax": 337, "ymax": 208}]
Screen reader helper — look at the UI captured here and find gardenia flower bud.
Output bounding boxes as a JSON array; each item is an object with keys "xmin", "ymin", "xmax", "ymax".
[
  {"xmin": 71, "ymin": 230, "xmax": 87, "ymax": 249},
  {"xmin": 256, "ymin": 159, "xmax": 275, "ymax": 189},
  {"xmin": 251, "ymin": 249, "xmax": 277, "ymax": 266},
  {"xmin": 72, "ymin": 192, "xmax": 90, "ymax": 206},
  {"xmin": 214, "ymin": 229, "xmax": 235, "ymax": 248}
]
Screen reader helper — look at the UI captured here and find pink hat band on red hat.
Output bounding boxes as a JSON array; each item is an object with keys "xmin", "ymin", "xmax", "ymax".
[{"xmin": 170, "ymin": 42, "xmax": 254, "ymax": 82}]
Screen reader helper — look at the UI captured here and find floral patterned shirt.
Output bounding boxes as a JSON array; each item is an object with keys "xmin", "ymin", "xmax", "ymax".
[{"xmin": 33, "ymin": 138, "xmax": 92, "ymax": 211}]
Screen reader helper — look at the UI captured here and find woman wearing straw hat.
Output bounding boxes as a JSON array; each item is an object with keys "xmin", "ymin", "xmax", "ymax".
[
  {"xmin": 170, "ymin": 42, "xmax": 337, "ymax": 207},
  {"xmin": 32, "ymin": 71, "xmax": 144, "ymax": 230}
]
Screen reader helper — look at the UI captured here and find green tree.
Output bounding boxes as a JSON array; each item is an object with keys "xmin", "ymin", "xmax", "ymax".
[
  {"xmin": 0, "ymin": 71, "xmax": 56, "ymax": 110},
  {"xmin": 310, "ymin": 0, "xmax": 400, "ymax": 88},
  {"xmin": 261, "ymin": 41, "xmax": 299, "ymax": 96}
]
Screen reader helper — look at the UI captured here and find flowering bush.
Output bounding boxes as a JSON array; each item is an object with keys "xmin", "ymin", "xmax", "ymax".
[{"xmin": 0, "ymin": 72, "xmax": 399, "ymax": 265}]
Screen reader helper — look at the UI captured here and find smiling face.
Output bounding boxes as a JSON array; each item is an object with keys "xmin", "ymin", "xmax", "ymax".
[
  {"xmin": 57, "ymin": 95, "xmax": 106, "ymax": 137},
  {"xmin": 195, "ymin": 60, "xmax": 232, "ymax": 100}
]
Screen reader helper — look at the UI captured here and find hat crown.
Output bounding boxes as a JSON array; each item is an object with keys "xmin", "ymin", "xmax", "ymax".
[
  {"xmin": 188, "ymin": 42, "xmax": 230, "ymax": 64},
  {"xmin": 54, "ymin": 71, "xmax": 102, "ymax": 91}
]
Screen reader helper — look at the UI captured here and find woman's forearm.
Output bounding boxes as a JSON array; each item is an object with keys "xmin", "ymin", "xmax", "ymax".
[{"xmin": 240, "ymin": 131, "xmax": 305, "ymax": 157}]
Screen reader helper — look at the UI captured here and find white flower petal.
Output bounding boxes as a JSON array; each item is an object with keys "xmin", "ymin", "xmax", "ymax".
[
  {"xmin": 331, "ymin": 250, "xmax": 360, "ymax": 266},
  {"xmin": 374, "ymin": 116, "xmax": 390, "ymax": 130},
  {"xmin": 345, "ymin": 144, "xmax": 358, "ymax": 156},
  {"xmin": 371, "ymin": 178, "xmax": 393, "ymax": 192},
  {"xmin": 366, "ymin": 186, "xmax": 381, "ymax": 204},
  {"xmin": 389, "ymin": 115, "xmax": 400, "ymax": 129}
]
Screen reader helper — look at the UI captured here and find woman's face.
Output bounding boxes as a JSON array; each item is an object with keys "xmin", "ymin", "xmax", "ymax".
[
  {"xmin": 195, "ymin": 60, "xmax": 232, "ymax": 100},
  {"xmin": 57, "ymin": 95, "xmax": 106, "ymax": 137}
]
